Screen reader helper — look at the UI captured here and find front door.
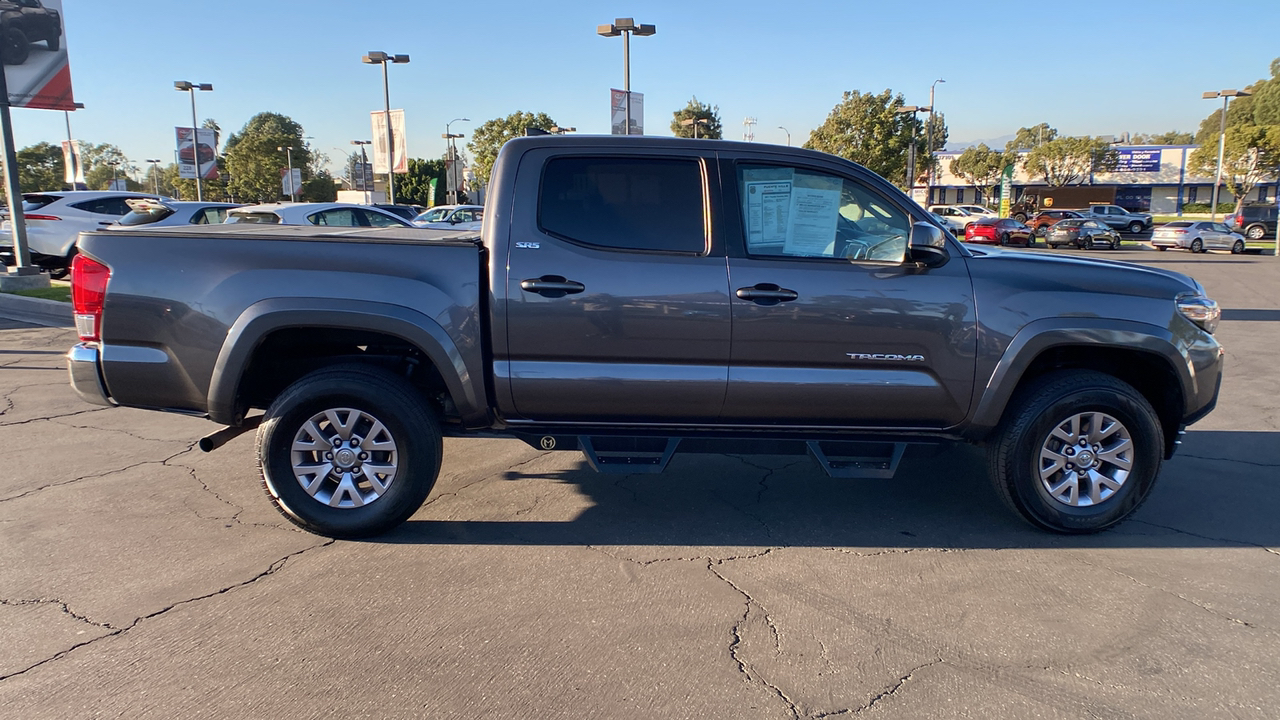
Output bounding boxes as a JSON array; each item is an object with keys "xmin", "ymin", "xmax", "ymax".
[
  {"xmin": 502, "ymin": 150, "xmax": 732, "ymax": 422},
  {"xmin": 719, "ymin": 160, "xmax": 977, "ymax": 428}
]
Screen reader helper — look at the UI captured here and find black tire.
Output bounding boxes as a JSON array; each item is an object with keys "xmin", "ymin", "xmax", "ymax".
[
  {"xmin": 1245, "ymin": 224, "xmax": 1266, "ymax": 240},
  {"xmin": 1190, "ymin": 238, "xmax": 1203, "ymax": 254},
  {"xmin": 256, "ymin": 364, "xmax": 442, "ymax": 538},
  {"xmin": 2, "ymin": 28, "xmax": 29, "ymax": 66},
  {"xmin": 1231, "ymin": 239, "xmax": 1245, "ymax": 254},
  {"xmin": 1157, "ymin": 246, "xmax": 1167, "ymax": 251},
  {"xmin": 46, "ymin": 34, "xmax": 60, "ymax": 52},
  {"xmin": 986, "ymin": 370, "xmax": 1164, "ymax": 534},
  {"xmin": 1127, "ymin": 221, "xmax": 1143, "ymax": 234},
  {"xmin": 1076, "ymin": 237, "xmax": 1088, "ymax": 250},
  {"xmin": 1013, "ymin": 213, "xmax": 1027, "ymax": 223}
]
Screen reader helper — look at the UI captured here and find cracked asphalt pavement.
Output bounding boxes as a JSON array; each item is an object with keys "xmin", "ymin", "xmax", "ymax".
[{"xmin": 1, "ymin": 251, "xmax": 1278, "ymax": 719}]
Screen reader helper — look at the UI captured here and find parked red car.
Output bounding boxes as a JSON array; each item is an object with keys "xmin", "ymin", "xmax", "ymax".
[{"xmin": 964, "ymin": 217, "xmax": 1034, "ymax": 247}]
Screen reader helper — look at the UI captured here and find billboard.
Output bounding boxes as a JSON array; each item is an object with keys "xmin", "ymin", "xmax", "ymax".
[
  {"xmin": 1115, "ymin": 148, "xmax": 1162, "ymax": 173},
  {"xmin": 370, "ymin": 109, "xmax": 408, "ymax": 174},
  {"xmin": 610, "ymin": 89, "xmax": 644, "ymax": 135},
  {"xmin": 2, "ymin": 0, "xmax": 75, "ymax": 110},
  {"xmin": 175, "ymin": 127, "xmax": 218, "ymax": 180}
]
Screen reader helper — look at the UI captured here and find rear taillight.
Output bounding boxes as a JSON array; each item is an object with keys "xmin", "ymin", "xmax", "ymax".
[
  {"xmin": 23, "ymin": 214, "xmax": 61, "ymax": 221},
  {"xmin": 71, "ymin": 254, "xmax": 110, "ymax": 342}
]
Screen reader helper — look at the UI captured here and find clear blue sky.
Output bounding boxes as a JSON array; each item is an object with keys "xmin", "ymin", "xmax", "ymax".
[{"xmin": 14, "ymin": 0, "xmax": 1280, "ymax": 176}]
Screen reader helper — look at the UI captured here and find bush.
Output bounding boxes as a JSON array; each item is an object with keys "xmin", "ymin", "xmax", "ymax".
[{"xmin": 1180, "ymin": 202, "xmax": 1235, "ymax": 213}]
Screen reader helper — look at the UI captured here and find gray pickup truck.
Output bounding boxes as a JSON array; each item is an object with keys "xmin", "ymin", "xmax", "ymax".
[{"xmin": 66, "ymin": 136, "xmax": 1224, "ymax": 538}]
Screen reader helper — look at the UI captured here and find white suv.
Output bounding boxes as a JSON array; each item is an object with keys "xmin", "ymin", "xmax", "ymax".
[{"xmin": 2, "ymin": 191, "xmax": 163, "ymax": 276}]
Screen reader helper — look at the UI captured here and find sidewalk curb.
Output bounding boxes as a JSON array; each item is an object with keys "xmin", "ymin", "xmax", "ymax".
[{"xmin": 0, "ymin": 292, "xmax": 74, "ymax": 328}]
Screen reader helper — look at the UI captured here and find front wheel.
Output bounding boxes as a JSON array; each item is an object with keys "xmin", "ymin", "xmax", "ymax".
[
  {"xmin": 1, "ymin": 28, "xmax": 29, "ymax": 66},
  {"xmin": 1128, "ymin": 221, "xmax": 1144, "ymax": 234},
  {"xmin": 45, "ymin": 34, "xmax": 60, "ymax": 51},
  {"xmin": 1232, "ymin": 239, "xmax": 1245, "ymax": 254},
  {"xmin": 1157, "ymin": 246, "xmax": 1167, "ymax": 251},
  {"xmin": 986, "ymin": 370, "xmax": 1164, "ymax": 533},
  {"xmin": 1190, "ymin": 238, "xmax": 1204, "ymax": 254},
  {"xmin": 257, "ymin": 364, "xmax": 442, "ymax": 538}
]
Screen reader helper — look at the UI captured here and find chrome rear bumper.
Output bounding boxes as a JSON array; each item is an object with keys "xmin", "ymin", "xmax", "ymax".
[{"xmin": 66, "ymin": 343, "xmax": 114, "ymax": 407}]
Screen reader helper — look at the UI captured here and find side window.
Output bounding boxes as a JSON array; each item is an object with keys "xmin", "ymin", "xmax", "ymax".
[
  {"xmin": 738, "ymin": 164, "xmax": 909, "ymax": 263},
  {"xmin": 539, "ymin": 156, "xmax": 706, "ymax": 253},
  {"xmin": 70, "ymin": 197, "xmax": 135, "ymax": 215},
  {"xmin": 362, "ymin": 209, "xmax": 403, "ymax": 228},
  {"xmin": 309, "ymin": 209, "xmax": 358, "ymax": 226}
]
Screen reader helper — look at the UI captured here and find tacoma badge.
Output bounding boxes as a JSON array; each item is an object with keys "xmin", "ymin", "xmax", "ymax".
[{"xmin": 846, "ymin": 353, "xmax": 926, "ymax": 362}]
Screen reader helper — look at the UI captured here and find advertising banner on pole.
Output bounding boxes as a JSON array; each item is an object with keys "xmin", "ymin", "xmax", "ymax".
[
  {"xmin": 61, "ymin": 139, "xmax": 84, "ymax": 186},
  {"xmin": 370, "ymin": 109, "xmax": 408, "ymax": 174},
  {"xmin": 281, "ymin": 167, "xmax": 302, "ymax": 197},
  {"xmin": 175, "ymin": 127, "xmax": 218, "ymax": 180},
  {"xmin": 610, "ymin": 89, "xmax": 644, "ymax": 135},
  {"xmin": 998, "ymin": 164, "xmax": 1014, "ymax": 218},
  {"xmin": 3, "ymin": 0, "xmax": 76, "ymax": 110}
]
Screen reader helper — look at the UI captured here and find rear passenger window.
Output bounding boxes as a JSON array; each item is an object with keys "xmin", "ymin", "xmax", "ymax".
[
  {"xmin": 539, "ymin": 157, "xmax": 706, "ymax": 253},
  {"xmin": 70, "ymin": 197, "xmax": 136, "ymax": 215}
]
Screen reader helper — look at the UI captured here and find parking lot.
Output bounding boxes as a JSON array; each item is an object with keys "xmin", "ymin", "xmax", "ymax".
[{"xmin": 1, "ymin": 248, "xmax": 1278, "ymax": 719}]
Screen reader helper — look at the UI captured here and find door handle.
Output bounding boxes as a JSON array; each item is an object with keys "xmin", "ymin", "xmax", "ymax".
[
  {"xmin": 521, "ymin": 275, "xmax": 585, "ymax": 298},
  {"xmin": 736, "ymin": 283, "xmax": 799, "ymax": 304}
]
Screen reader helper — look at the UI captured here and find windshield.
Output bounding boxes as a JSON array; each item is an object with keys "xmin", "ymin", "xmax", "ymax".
[
  {"xmin": 117, "ymin": 206, "xmax": 176, "ymax": 226},
  {"xmin": 21, "ymin": 195, "xmax": 61, "ymax": 212},
  {"xmin": 226, "ymin": 212, "xmax": 282, "ymax": 224},
  {"xmin": 415, "ymin": 208, "xmax": 450, "ymax": 223}
]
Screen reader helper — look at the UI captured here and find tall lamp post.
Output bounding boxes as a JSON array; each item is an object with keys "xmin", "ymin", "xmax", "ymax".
[
  {"xmin": 174, "ymin": 81, "xmax": 213, "ymax": 201},
  {"xmin": 278, "ymin": 146, "xmax": 297, "ymax": 202},
  {"xmin": 926, "ymin": 78, "xmax": 945, "ymax": 203},
  {"xmin": 1201, "ymin": 89, "xmax": 1251, "ymax": 221},
  {"xmin": 443, "ymin": 117, "xmax": 469, "ymax": 205},
  {"xmin": 680, "ymin": 117, "xmax": 711, "ymax": 139},
  {"xmin": 362, "ymin": 51, "xmax": 409, "ymax": 205},
  {"xmin": 351, "ymin": 140, "xmax": 372, "ymax": 192},
  {"xmin": 597, "ymin": 18, "xmax": 656, "ymax": 136},
  {"xmin": 896, "ymin": 105, "xmax": 931, "ymax": 195},
  {"xmin": 145, "ymin": 159, "xmax": 161, "ymax": 194},
  {"xmin": 778, "ymin": 126, "xmax": 790, "ymax": 146}
]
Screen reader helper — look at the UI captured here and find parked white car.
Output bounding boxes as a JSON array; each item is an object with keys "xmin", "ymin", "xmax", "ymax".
[
  {"xmin": 225, "ymin": 203, "xmax": 412, "ymax": 227},
  {"xmin": 1, "ymin": 191, "xmax": 164, "ymax": 276},
  {"xmin": 928, "ymin": 211, "xmax": 965, "ymax": 234},
  {"xmin": 109, "ymin": 199, "xmax": 242, "ymax": 228},
  {"xmin": 1150, "ymin": 221, "xmax": 1246, "ymax": 254},
  {"xmin": 927, "ymin": 205, "xmax": 982, "ymax": 234},
  {"xmin": 412, "ymin": 204, "xmax": 484, "ymax": 231},
  {"xmin": 954, "ymin": 204, "xmax": 998, "ymax": 218}
]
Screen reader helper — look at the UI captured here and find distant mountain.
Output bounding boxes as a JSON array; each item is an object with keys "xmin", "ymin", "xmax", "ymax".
[{"xmin": 943, "ymin": 134, "xmax": 1016, "ymax": 152}]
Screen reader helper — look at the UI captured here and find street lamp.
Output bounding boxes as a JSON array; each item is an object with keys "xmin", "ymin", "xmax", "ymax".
[
  {"xmin": 362, "ymin": 51, "xmax": 409, "ymax": 205},
  {"xmin": 680, "ymin": 117, "xmax": 711, "ymax": 139},
  {"xmin": 350, "ymin": 140, "xmax": 372, "ymax": 192},
  {"xmin": 550, "ymin": 126, "xmax": 576, "ymax": 135},
  {"xmin": 106, "ymin": 159, "xmax": 121, "ymax": 189},
  {"xmin": 778, "ymin": 126, "xmax": 790, "ymax": 146},
  {"xmin": 1202, "ymin": 89, "xmax": 1252, "ymax": 221},
  {"xmin": 927, "ymin": 78, "xmax": 945, "ymax": 202},
  {"xmin": 597, "ymin": 18, "xmax": 656, "ymax": 136},
  {"xmin": 278, "ymin": 146, "xmax": 297, "ymax": 202},
  {"xmin": 896, "ymin": 105, "xmax": 931, "ymax": 194},
  {"xmin": 174, "ymin": 81, "xmax": 213, "ymax": 201},
  {"xmin": 145, "ymin": 159, "xmax": 161, "ymax": 195},
  {"xmin": 443, "ymin": 117, "xmax": 469, "ymax": 205}
]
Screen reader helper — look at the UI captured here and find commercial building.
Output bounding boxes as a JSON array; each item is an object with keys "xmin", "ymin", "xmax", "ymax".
[{"xmin": 929, "ymin": 145, "xmax": 1278, "ymax": 213}]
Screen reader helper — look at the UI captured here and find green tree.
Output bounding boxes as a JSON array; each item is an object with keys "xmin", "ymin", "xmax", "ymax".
[
  {"xmin": 1022, "ymin": 136, "xmax": 1119, "ymax": 186},
  {"xmin": 1251, "ymin": 58, "xmax": 1280, "ymax": 125},
  {"xmin": 396, "ymin": 158, "xmax": 449, "ymax": 206},
  {"xmin": 1005, "ymin": 123, "xmax": 1057, "ymax": 152},
  {"xmin": 948, "ymin": 144, "xmax": 1010, "ymax": 203},
  {"xmin": 670, "ymin": 96, "xmax": 723, "ymax": 139},
  {"xmin": 224, "ymin": 112, "xmax": 312, "ymax": 202},
  {"xmin": 16, "ymin": 142, "xmax": 63, "ymax": 192},
  {"xmin": 467, "ymin": 111, "xmax": 556, "ymax": 185},
  {"xmin": 1188, "ymin": 124, "xmax": 1280, "ymax": 213},
  {"xmin": 77, "ymin": 143, "xmax": 137, "ymax": 190},
  {"xmin": 805, "ymin": 89, "xmax": 917, "ymax": 185},
  {"xmin": 299, "ymin": 172, "xmax": 339, "ymax": 202},
  {"xmin": 1130, "ymin": 130, "xmax": 1194, "ymax": 145},
  {"xmin": 1195, "ymin": 93, "xmax": 1259, "ymax": 145}
]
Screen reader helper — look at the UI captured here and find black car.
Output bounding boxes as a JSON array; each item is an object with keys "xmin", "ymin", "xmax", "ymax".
[
  {"xmin": 0, "ymin": 0, "xmax": 62, "ymax": 66},
  {"xmin": 1047, "ymin": 219, "xmax": 1123, "ymax": 250},
  {"xmin": 1225, "ymin": 205, "xmax": 1278, "ymax": 241}
]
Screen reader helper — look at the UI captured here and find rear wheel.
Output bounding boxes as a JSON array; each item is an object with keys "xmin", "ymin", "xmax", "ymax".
[
  {"xmin": 1245, "ymin": 225, "xmax": 1266, "ymax": 240},
  {"xmin": 1157, "ymin": 246, "xmax": 1167, "ymax": 251},
  {"xmin": 1013, "ymin": 213, "xmax": 1027, "ymax": 223},
  {"xmin": 1190, "ymin": 238, "xmax": 1204, "ymax": 254},
  {"xmin": 987, "ymin": 370, "xmax": 1163, "ymax": 533},
  {"xmin": 1, "ymin": 28, "xmax": 29, "ymax": 66},
  {"xmin": 46, "ymin": 34, "xmax": 60, "ymax": 51},
  {"xmin": 257, "ymin": 364, "xmax": 442, "ymax": 538},
  {"xmin": 1232, "ymin": 239, "xmax": 1245, "ymax": 254}
]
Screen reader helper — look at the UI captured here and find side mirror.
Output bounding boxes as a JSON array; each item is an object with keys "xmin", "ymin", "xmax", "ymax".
[{"xmin": 909, "ymin": 222, "xmax": 950, "ymax": 268}]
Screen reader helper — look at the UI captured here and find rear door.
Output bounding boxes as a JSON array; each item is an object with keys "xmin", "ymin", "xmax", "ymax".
[
  {"xmin": 501, "ymin": 148, "xmax": 732, "ymax": 422},
  {"xmin": 718, "ymin": 157, "xmax": 976, "ymax": 428}
]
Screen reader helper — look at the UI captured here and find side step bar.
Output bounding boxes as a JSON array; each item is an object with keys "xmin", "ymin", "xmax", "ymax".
[
  {"xmin": 806, "ymin": 441, "xmax": 905, "ymax": 479},
  {"xmin": 571, "ymin": 435, "xmax": 907, "ymax": 479},
  {"xmin": 578, "ymin": 436, "xmax": 681, "ymax": 474}
]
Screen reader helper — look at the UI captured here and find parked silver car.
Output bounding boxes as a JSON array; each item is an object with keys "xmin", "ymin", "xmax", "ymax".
[{"xmin": 1150, "ymin": 221, "xmax": 1246, "ymax": 254}]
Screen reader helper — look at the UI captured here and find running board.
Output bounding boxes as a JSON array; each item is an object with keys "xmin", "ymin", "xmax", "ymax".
[
  {"xmin": 807, "ymin": 441, "xmax": 905, "ymax": 479},
  {"xmin": 579, "ymin": 436, "xmax": 680, "ymax": 474}
]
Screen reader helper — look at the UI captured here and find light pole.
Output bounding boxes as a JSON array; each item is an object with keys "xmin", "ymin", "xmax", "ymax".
[
  {"xmin": 278, "ymin": 146, "xmax": 297, "ymax": 202},
  {"xmin": 146, "ymin": 159, "xmax": 161, "ymax": 195},
  {"xmin": 896, "ymin": 105, "xmax": 931, "ymax": 194},
  {"xmin": 1202, "ymin": 89, "xmax": 1251, "ymax": 221},
  {"xmin": 550, "ymin": 126, "xmax": 577, "ymax": 134},
  {"xmin": 597, "ymin": 18, "xmax": 656, "ymax": 136},
  {"xmin": 778, "ymin": 126, "xmax": 790, "ymax": 146},
  {"xmin": 351, "ymin": 140, "xmax": 372, "ymax": 192},
  {"xmin": 174, "ymin": 81, "xmax": 213, "ymax": 201},
  {"xmin": 680, "ymin": 117, "xmax": 710, "ymax": 139},
  {"xmin": 927, "ymin": 78, "xmax": 945, "ymax": 202},
  {"xmin": 362, "ymin": 51, "xmax": 409, "ymax": 205},
  {"xmin": 443, "ymin": 117, "xmax": 469, "ymax": 205},
  {"xmin": 107, "ymin": 160, "xmax": 120, "ymax": 189}
]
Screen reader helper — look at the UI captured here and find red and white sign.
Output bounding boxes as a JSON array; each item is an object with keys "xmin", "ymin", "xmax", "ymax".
[
  {"xmin": 3, "ymin": 0, "xmax": 76, "ymax": 110},
  {"xmin": 370, "ymin": 109, "xmax": 408, "ymax": 174},
  {"xmin": 175, "ymin": 127, "xmax": 218, "ymax": 180}
]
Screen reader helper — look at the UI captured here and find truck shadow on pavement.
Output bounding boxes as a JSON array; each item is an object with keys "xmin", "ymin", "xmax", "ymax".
[{"xmin": 380, "ymin": 430, "xmax": 1278, "ymax": 551}]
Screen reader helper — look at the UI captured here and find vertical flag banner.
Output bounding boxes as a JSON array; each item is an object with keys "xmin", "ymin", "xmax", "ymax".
[
  {"xmin": 4, "ymin": 0, "xmax": 76, "ymax": 110},
  {"xmin": 60, "ymin": 139, "xmax": 84, "ymax": 185},
  {"xmin": 175, "ymin": 127, "xmax": 218, "ymax": 180},
  {"xmin": 370, "ymin": 109, "xmax": 408, "ymax": 174},
  {"xmin": 610, "ymin": 89, "xmax": 645, "ymax": 135}
]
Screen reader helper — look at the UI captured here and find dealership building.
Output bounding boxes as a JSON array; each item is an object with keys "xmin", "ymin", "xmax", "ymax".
[{"xmin": 929, "ymin": 145, "xmax": 1279, "ymax": 213}]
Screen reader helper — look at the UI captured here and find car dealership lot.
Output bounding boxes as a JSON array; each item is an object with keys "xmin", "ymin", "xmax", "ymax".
[{"xmin": 1, "ymin": 250, "xmax": 1278, "ymax": 719}]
